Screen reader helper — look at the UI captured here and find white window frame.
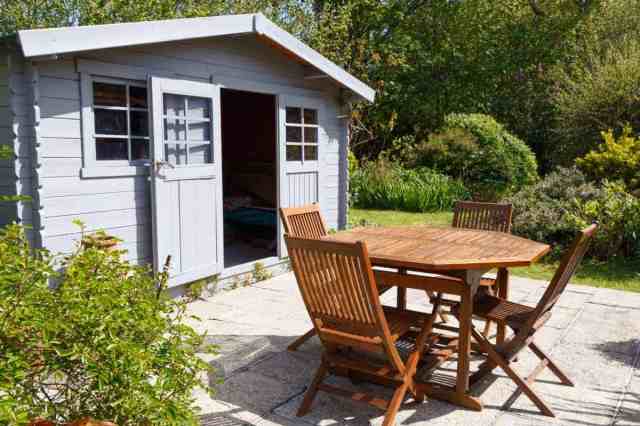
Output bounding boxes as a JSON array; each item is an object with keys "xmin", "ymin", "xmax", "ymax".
[
  {"xmin": 285, "ymin": 106, "xmax": 320, "ymax": 163},
  {"xmin": 80, "ymin": 72, "xmax": 151, "ymax": 178}
]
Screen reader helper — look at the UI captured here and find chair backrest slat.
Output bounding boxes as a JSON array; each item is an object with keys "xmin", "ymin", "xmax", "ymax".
[
  {"xmin": 286, "ymin": 236, "xmax": 379, "ymax": 326},
  {"xmin": 280, "ymin": 204, "xmax": 328, "ymax": 239},
  {"xmin": 452, "ymin": 201, "xmax": 513, "ymax": 233}
]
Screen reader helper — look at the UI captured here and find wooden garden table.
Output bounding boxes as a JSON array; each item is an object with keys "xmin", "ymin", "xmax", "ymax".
[{"xmin": 323, "ymin": 225, "xmax": 550, "ymax": 411}]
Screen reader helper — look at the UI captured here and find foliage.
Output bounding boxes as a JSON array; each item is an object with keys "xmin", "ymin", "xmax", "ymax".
[
  {"xmin": 507, "ymin": 167, "xmax": 640, "ymax": 259},
  {"xmin": 391, "ymin": 114, "xmax": 538, "ymax": 200},
  {"xmin": 576, "ymin": 126, "xmax": 640, "ymax": 194},
  {"xmin": 347, "ymin": 149, "xmax": 358, "ymax": 177},
  {"xmin": 567, "ymin": 181, "xmax": 640, "ymax": 259},
  {"xmin": 551, "ymin": 37, "xmax": 640, "ymax": 163},
  {"xmin": 252, "ymin": 261, "xmax": 272, "ymax": 282},
  {"xmin": 2, "ymin": 1, "xmax": 640, "ymax": 171},
  {"xmin": 350, "ymin": 159, "xmax": 469, "ymax": 213},
  {"xmin": 0, "ymin": 224, "xmax": 215, "ymax": 425}
]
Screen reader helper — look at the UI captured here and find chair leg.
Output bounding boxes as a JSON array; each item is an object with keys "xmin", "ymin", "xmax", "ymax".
[
  {"xmin": 382, "ymin": 381, "xmax": 409, "ymax": 426},
  {"xmin": 471, "ymin": 328, "xmax": 555, "ymax": 417},
  {"xmin": 297, "ymin": 359, "xmax": 329, "ymax": 417},
  {"xmin": 529, "ymin": 342, "xmax": 574, "ymax": 386},
  {"xmin": 482, "ymin": 319, "xmax": 493, "ymax": 338},
  {"xmin": 426, "ymin": 291, "xmax": 450, "ymax": 323},
  {"xmin": 288, "ymin": 328, "xmax": 316, "ymax": 352},
  {"xmin": 499, "ymin": 358, "xmax": 555, "ymax": 417}
]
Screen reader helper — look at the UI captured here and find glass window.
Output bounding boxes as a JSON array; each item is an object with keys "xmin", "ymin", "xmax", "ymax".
[
  {"xmin": 162, "ymin": 94, "xmax": 213, "ymax": 166},
  {"xmin": 285, "ymin": 107, "xmax": 319, "ymax": 162},
  {"xmin": 92, "ymin": 80, "xmax": 149, "ymax": 162}
]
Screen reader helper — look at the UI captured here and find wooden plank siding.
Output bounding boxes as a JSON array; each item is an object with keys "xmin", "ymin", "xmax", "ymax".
[
  {"xmin": 32, "ymin": 34, "xmax": 346, "ymax": 267},
  {"xmin": 0, "ymin": 46, "xmax": 37, "ymax": 244}
]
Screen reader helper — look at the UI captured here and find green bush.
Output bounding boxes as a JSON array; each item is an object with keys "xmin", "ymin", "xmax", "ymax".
[
  {"xmin": 576, "ymin": 126, "xmax": 640, "ymax": 194},
  {"xmin": 507, "ymin": 168, "xmax": 640, "ymax": 259},
  {"xmin": 551, "ymin": 37, "xmax": 640, "ymax": 163},
  {"xmin": 397, "ymin": 114, "xmax": 539, "ymax": 200},
  {"xmin": 0, "ymin": 225, "xmax": 214, "ymax": 425},
  {"xmin": 350, "ymin": 159, "xmax": 469, "ymax": 212}
]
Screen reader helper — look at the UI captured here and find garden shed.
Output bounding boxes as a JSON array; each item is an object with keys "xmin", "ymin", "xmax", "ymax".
[{"xmin": 0, "ymin": 13, "xmax": 375, "ymax": 287}]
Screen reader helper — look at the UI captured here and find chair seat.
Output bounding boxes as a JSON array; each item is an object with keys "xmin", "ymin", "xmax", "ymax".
[
  {"xmin": 383, "ymin": 307, "xmax": 425, "ymax": 341},
  {"xmin": 453, "ymin": 295, "xmax": 536, "ymax": 329},
  {"xmin": 320, "ymin": 307, "xmax": 425, "ymax": 346}
]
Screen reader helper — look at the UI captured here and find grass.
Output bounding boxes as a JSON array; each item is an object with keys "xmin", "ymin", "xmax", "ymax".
[
  {"xmin": 349, "ymin": 208, "xmax": 454, "ymax": 228},
  {"xmin": 349, "ymin": 208, "xmax": 640, "ymax": 293}
]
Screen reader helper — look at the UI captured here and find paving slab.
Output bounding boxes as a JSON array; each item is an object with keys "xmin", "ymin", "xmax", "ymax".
[{"xmin": 190, "ymin": 272, "xmax": 638, "ymax": 426}]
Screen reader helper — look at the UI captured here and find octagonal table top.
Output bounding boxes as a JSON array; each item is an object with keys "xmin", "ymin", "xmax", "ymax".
[{"xmin": 323, "ymin": 226, "xmax": 550, "ymax": 271}]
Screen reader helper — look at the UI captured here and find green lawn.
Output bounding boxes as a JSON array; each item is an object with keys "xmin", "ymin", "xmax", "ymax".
[{"xmin": 349, "ymin": 208, "xmax": 640, "ymax": 293}]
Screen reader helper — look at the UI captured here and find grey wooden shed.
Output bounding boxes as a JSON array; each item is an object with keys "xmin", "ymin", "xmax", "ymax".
[{"xmin": 0, "ymin": 13, "xmax": 374, "ymax": 287}]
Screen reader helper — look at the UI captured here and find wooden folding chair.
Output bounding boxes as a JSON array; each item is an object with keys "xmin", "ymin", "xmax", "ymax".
[
  {"xmin": 280, "ymin": 204, "xmax": 391, "ymax": 352},
  {"xmin": 457, "ymin": 224, "xmax": 597, "ymax": 417},
  {"xmin": 285, "ymin": 235, "xmax": 441, "ymax": 426},
  {"xmin": 279, "ymin": 203, "xmax": 328, "ymax": 240},
  {"xmin": 432, "ymin": 201, "xmax": 513, "ymax": 336}
]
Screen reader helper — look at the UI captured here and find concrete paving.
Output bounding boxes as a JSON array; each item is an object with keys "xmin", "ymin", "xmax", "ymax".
[{"xmin": 191, "ymin": 273, "xmax": 640, "ymax": 425}]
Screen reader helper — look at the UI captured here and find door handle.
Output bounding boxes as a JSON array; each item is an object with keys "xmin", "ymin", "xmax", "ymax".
[{"xmin": 155, "ymin": 160, "xmax": 175, "ymax": 172}]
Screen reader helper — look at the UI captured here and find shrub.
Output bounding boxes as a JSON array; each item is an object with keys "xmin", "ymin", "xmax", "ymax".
[
  {"xmin": 0, "ymin": 225, "xmax": 214, "ymax": 425},
  {"xmin": 567, "ymin": 181, "xmax": 640, "ymax": 259},
  {"xmin": 551, "ymin": 37, "xmax": 640, "ymax": 163},
  {"xmin": 507, "ymin": 168, "xmax": 640, "ymax": 259},
  {"xmin": 576, "ymin": 126, "xmax": 640, "ymax": 194},
  {"xmin": 350, "ymin": 159, "xmax": 469, "ymax": 212},
  {"xmin": 399, "ymin": 114, "xmax": 539, "ymax": 200}
]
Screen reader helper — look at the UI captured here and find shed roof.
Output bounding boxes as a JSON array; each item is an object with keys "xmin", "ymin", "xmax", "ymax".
[{"xmin": 17, "ymin": 13, "xmax": 375, "ymax": 102}]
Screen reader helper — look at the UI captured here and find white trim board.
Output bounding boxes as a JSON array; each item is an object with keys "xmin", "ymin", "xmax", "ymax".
[{"xmin": 17, "ymin": 14, "xmax": 375, "ymax": 102}]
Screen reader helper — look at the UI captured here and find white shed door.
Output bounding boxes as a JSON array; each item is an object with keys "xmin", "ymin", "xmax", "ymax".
[
  {"xmin": 278, "ymin": 95, "xmax": 324, "ymax": 254},
  {"xmin": 149, "ymin": 77, "xmax": 223, "ymax": 287}
]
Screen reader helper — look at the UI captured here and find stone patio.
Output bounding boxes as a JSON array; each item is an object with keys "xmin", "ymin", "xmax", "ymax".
[{"xmin": 189, "ymin": 272, "xmax": 640, "ymax": 426}]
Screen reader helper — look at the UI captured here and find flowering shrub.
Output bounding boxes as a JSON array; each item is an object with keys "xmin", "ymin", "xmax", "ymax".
[
  {"xmin": 576, "ymin": 126, "xmax": 640, "ymax": 194},
  {"xmin": 507, "ymin": 168, "xmax": 640, "ymax": 259}
]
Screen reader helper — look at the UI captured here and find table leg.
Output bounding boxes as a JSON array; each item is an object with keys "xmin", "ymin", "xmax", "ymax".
[
  {"xmin": 496, "ymin": 268, "xmax": 509, "ymax": 345},
  {"xmin": 397, "ymin": 268, "xmax": 407, "ymax": 310},
  {"xmin": 457, "ymin": 282, "xmax": 473, "ymax": 394}
]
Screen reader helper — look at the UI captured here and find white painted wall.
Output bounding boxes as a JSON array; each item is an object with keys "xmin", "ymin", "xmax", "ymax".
[{"xmin": 32, "ymin": 34, "xmax": 347, "ymax": 266}]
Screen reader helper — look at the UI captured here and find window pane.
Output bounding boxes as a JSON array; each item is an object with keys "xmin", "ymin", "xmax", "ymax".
[
  {"xmin": 304, "ymin": 127, "xmax": 318, "ymax": 143},
  {"xmin": 93, "ymin": 82, "xmax": 126, "ymax": 107},
  {"xmin": 286, "ymin": 107, "xmax": 302, "ymax": 123},
  {"xmin": 304, "ymin": 109, "xmax": 318, "ymax": 125},
  {"xmin": 130, "ymin": 110, "xmax": 149, "ymax": 137},
  {"xmin": 188, "ymin": 96, "xmax": 210, "ymax": 119},
  {"xmin": 96, "ymin": 138, "xmax": 128, "ymax": 160},
  {"xmin": 164, "ymin": 94, "xmax": 185, "ymax": 116},
  {"xmin": 188, "ymin": 143, "xmax": 212, "ymax": 164},
  {"xmin": 286, "ymin": 145, "xmax": 302, "ymax": 161},
  {"xmin": 188, "ymin": 121, "xmax": 210, "ymax": 141},
  {"xmin": 286, "ymin": 126, "xmax": 302, "ymax": 142},
  {"xmin": 304, "ymin": 145, "xmax": 318, "ymax": 161},
  {"xmin": 131, "ymin": 139, "xmax": 149, "ymax": 160},
  {"xmin": 94, "ymin": 109, "xmax": 127, "ymax": 135},
  {"xmin": 129, "ymin": 86, "xmax": 148, "ymax": 108},
  {"xmin": 165, "ymin": 118, "xmax": 186, "ymax": 141},
  {"xmin": 165, "ymin": 143, "xmax": 187, "ymax": 165}
]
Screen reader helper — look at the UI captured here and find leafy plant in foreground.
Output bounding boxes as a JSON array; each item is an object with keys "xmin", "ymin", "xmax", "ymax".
[{"xmin": 0, "ymin": 224, "xmax": 215, "ymax": 425}]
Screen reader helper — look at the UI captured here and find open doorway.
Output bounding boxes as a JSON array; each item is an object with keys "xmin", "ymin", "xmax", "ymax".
[{"xmin": 221, "ymin": 88, "xmax": 278, "ymax": 268}]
